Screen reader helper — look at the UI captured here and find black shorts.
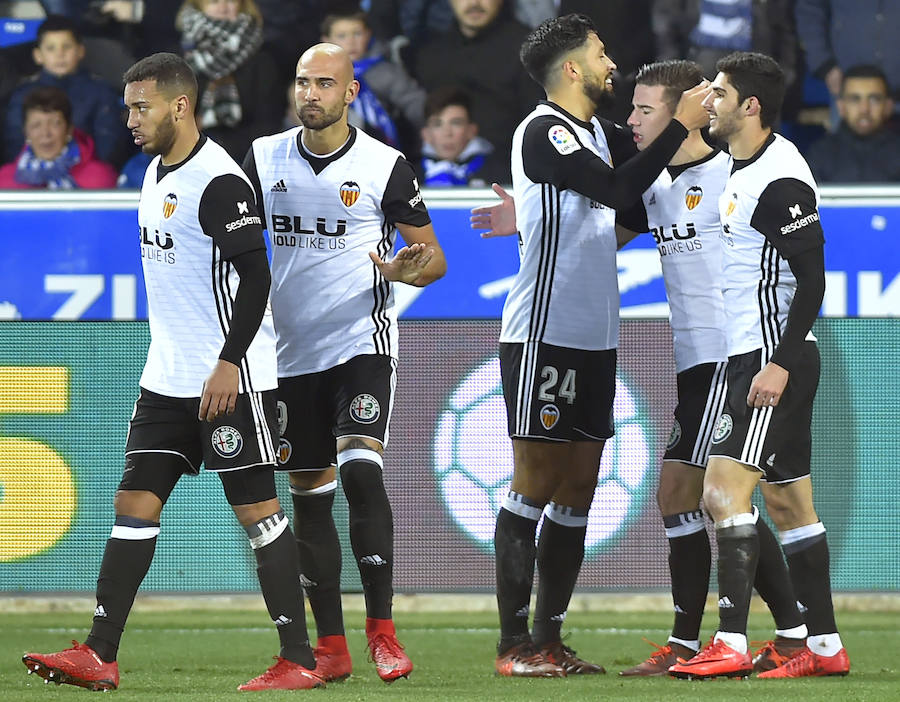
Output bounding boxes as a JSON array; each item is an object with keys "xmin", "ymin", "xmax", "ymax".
[
  {"xmin": 708, "ymin": 344, "xmax": 820, "ymax": 483},
  {"xmin": 664, "ymin": 361, "xmax": 727, "ymax": 467},
  {"xmin": 499, "ymin": 341, "xmax": 616, "ymax": 442},
  {"xmin": 276, "ymin": 354, "xmax": 396, "ymax": 470},
  {"xmin": 124, "ymin": 387, "xmax": 278, "ymax": 474}
]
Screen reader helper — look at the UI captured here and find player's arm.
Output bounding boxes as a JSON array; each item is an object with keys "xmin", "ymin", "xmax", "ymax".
[
  {"xmin": 196, "ymin": 173, "xmax": 271, "ymax": 420},
  {"xmin": 746, "ymin": 177, "xmax": 826, "ymax": 408},
  {"xmin": 373, "ymin": 157, "xmax": 447, "ymax": 287}
]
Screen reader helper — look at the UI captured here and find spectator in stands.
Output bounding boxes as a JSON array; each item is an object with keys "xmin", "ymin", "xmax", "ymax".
[
  {"xmin": 0, "ymin": 85, "xmax": 117, "ymax": 189},
  {"xmin": 254, "ymin": 0, "xmax": 325, "ymax": 88},
  {"xmin": 400, "ymin": 0, "xmax": 555, "ymax": 45},
  {"xmin": 176, "ymin": 0, "xmax": 283, "ymax": 162},
  {"xmin": 794, "ymin": 1, "xmax": 900, "ymax": 107},
  {"xmin": 3, "ymin": 15, "xmax": 130, "ymax": 167},
  {"xmin": 652, "ymin": 0, "xmax": 800, "ymax": 116},
  {"xmin": 321, "ymin": 5, "xmax": 426, "ymax": 153},
  {"xmin": 419, "ymin": 85, "xmax": 498, "ymax": 186},
  {"xmin": 805, "ymin": 66, "xmax": 900, "ymax": 184},
  {"xmin": 412, "ymin": 0, "xmax": 541, "ymax": 183}
]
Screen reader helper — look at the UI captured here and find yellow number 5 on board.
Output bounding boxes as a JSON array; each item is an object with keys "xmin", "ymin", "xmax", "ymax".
[{"xmin": 0, "ymin": 367, "xmax": 76, "ymax": 561}]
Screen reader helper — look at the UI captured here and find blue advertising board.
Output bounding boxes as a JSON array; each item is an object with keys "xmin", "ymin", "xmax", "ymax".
[{"xmin": 1, "ymin": 187, "xmax": 898, "ymax": 320}]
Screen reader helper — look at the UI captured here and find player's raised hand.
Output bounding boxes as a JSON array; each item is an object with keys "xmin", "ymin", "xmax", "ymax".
[
  {"xmin": 199, "ymin": 359, "xmax": 239, "ymax": 421},
  {"xmin": 369, "ymin": 242, "xmax": 435, "ymax": 285},
  {"xmin": 673, "ymin": 81, "xmax": 712, "ymax": 131},
  {"xmin": 470, "ymin": 183, "xmax": 517, "ymax": 238}
]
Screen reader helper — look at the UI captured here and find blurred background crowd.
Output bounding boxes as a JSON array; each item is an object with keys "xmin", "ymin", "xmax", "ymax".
[{"xmin": 0, "ymin": 0, "xmax": 897, "ymax": 190}]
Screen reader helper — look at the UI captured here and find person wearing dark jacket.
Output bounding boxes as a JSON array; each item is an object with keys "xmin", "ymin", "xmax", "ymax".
[
  {"xmin": 806, "ymin": 65, "xmax": 900, "ymax": 183},
  {"xmin": 412, "ymin": 0, "xmax": 541, "ymax": 183}
]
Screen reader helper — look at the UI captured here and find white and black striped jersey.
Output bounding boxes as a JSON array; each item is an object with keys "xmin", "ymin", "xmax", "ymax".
[
  {"xmin": 138, "ymin": 136, "xmax": 277, "ymax": 398},
  {"xmin": 640, "ymin": 149, "xmax": 729, "ymax": 372},
  {"xmin": 244, "ymin": 126, "xmax": 430, "ymax": 376},
  {"xmin": 718, "ymin": 134, "xmax": 824, "ymax": 358},
  {"xmin": 500, "ymin": 102, "xmax": 620, "ymax": 350}
]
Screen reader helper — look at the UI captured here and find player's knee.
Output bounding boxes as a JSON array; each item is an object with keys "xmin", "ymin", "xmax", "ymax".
[
  {"xmin": 701, "ymin": 481, "xmax": 733, "ymax": 522},
  {"xmin": 113, "ymin": 489, "xmax": 163, "ymax": 522}
]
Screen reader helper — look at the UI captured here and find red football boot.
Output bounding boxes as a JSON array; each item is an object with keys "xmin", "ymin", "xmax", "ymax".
[
  {"xmin": 668, "ymin": 637, "xmax": 753, "ymax": 680},
  {"xmin": 757, "ymin": 646, "xmax": 850, "ymax": 678},
  {"xmin": 366, "ymin": 618, "xmax": 413, "ymax": 682},
  {"xmin": 23, "ymin": 640, "xmax": 119, "ymax": 691},
  {"xmin": 237, "ymin": 657, "xmax": 325, "ymax": 691},
  {"xmin": 313, "ymin": 634, "xmax": 353, "ymax": 682}
]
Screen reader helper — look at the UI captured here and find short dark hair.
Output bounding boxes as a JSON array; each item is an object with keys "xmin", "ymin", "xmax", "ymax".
[
  {"xmin": 22, "ymin": 85, "xmax": 72, "ymax": 125},
  {"xmin": 841, "ymin": 64, "xmax": 889, "ymax": 93},
  {"xmin": 321, "ymin": 8, "xmax": 369, "ymax": 37},
  {"xmin": 635, "ymin": 60, "xmax": 704, "ymax": 112},
  {"xmin": 715, "ymin": 51, "xmax": 785, "ymax": 129},
  {"xmin": 424, "ymin": 86, "xmax": 473, "ymax": 122},
  {"xmin": 520, "ymin": 13, "xmax": 597, "ymax": 88},
  {"xmin": 37, "ymin": 14, "xmax": 82, "ymax": 45},
  {"xmin": 123, "ymin": 52, "xmax": 198, "ymax": 104}
]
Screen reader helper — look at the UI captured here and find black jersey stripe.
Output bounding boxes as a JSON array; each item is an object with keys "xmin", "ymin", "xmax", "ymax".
[
  {"xmin": 210, "ymin": 247, "xmax": 252, "ymax": 394},
  {"xmin": 370, "ymin": 220, "xmax": 393, "ymax": 355},
  {"xmin": 527, "ymin": 184, "xmax": 560, "ymax": 343},
  {"xmin": 537, "ymin": 187, "xmax": 561, "ymax": 342},
  {"xmin": 756, "ymin": 241, "xmax": 781, "ymax": 359}
]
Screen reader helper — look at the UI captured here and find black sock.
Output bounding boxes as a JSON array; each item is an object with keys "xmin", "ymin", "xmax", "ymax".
[
  {"xmin": 86, "ymin": 516, "xmax": 159, "ymax": 662},
  {"xmin": 291, "ymin": 484, "xmax": 344, "ymax": 638},
  {"xmin": 248, "ymin": 511, "xmax": 314, "ymax": 669},
  {"xmin": 494, "ymin": 492, "xmax": 542, "ymax": 652},
  {"xmin": 339, "ymin": 453, "xmax": 393, "ymax": 621},
  {"xmin": 532, "ymin": 504, "xmax": 587, "ymax": 647},
  {"xmin": 715, "ymin": 516, "xmax": 759, "ymax": 635},
  {"xmin": 783, "ymin": 524, "xmax": 837, "ymax": 635},
  {"xmin": 754, "ymin": 517, "xmax": 804, "ymax": 631},
  {"xmin": 663, "ymin": 510, "xmax": 710, "ymax": 643}
]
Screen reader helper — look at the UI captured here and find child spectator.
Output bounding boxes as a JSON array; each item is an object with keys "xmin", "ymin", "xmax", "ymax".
[
  {"xmin": 177, "ymin": 0, "xmax": 283, "ymax": 162},
  {"xmin": 419, "ymin": 85, "xmax": 496, "ymax": 186},
  {"xmin": 3, "ymin": 15, "xmax": 131, "ymax": 167},
  {"xmin": 321, "ymin": 5, "xmax": 426, "ymax": 153},
  {"xmin": 0, "ymin": 85, "xmax": 117, "ymax": 189}
]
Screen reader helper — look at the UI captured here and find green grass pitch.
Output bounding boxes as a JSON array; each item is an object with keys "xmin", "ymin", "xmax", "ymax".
[{"xmin": 3, "ymin": 609, "xmax": 898, "ymax": 701}]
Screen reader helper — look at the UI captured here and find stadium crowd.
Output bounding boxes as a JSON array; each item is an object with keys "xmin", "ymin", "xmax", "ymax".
[{"xmin": 0, "ymin": 0, "xmax": 897, "ymax": 189}]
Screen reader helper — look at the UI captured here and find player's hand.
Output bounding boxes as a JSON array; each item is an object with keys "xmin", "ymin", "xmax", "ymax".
[
  {"xmin": 673, "ymin": 81, "xmax": 712, "ymax": 132},
  {"xmin": 747, "ymin": 362, "xmax": 789, "ymax": 409},
  {"xmin": 199, "ymin": 359, "xmax": 240, "ymax": 421},
  {"xmin": 369, "ymin": 242, "xmax": 434, "ymax": 285},
  {"xmin": 470, "ymin": 183, "xmax": 518, "ymax": 238}
]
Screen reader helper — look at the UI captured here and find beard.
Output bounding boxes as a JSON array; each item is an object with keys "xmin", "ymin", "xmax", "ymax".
[
  {"xmin": 584, "ymin": 73, "xmax": 615, "ymax": 110},
  {"xmin": 143, "ymin": 112, "xmax": 177, "ymax": 156},
  {"xmin": 297, "ymin": 102, "xmax": 344, "ymax": 131},
  {"xmin": 708, "ymin": 112, "xmax": 737, "ymax": 141}
]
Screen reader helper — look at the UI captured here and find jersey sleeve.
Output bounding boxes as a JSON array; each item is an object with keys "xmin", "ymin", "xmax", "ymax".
[
  {"xmin": 749, "ymin": 178, "xmax": 825, "ymax": 258},
  {"xmin": 381, "ymin": 157, "xmax": 432, "ymax": 227},
  {"xmin": 198, "ymin": 173, "xmax": 267, "ymax": 260}
]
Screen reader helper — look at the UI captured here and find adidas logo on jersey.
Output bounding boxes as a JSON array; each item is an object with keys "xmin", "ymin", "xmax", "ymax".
[
  {"xmin": 360, "ymin": 554, "xmax": 387, "ymax": 566},
  {"xmin": 648, "ymin": 193, "xmax": 657, "ymax": 206},
  {"xmin": 718, "ymin": 596, "xmax": 735, "ymax": 609},
  {"xmin": 271, "ymin": 179, "xmax": 287, "ymax": 192}
]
